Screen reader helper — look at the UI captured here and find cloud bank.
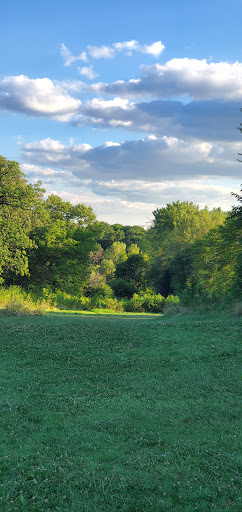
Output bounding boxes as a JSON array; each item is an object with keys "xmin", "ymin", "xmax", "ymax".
[
  {"xmin": 21, "ymin": 136, "xmax": 241, "ymax": 181},
  {"xmin": 22, "ymin": 160, "xmax": 239, "ymax": 225},
  {"xmin": 74, "ymin": 97, "xmax": 240, "ymax": 141},
  {"xmin": 90, "ymin": 58, "xmax": 242, "ymax": 101}
]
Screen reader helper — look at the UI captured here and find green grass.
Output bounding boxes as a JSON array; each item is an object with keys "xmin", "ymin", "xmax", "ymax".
[{"xmin": 0, "ymin": 311, "xmax": 241, "ymax": 511}]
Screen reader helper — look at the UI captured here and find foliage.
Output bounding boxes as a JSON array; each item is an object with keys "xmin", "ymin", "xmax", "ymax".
[
  {"xmin": 97, "ymin": 223, "xmax": 146, "ymax": 250},
  {"xmin": 163, "ymin": 294, "xmax": 182, "ymax": 316},
  {"xmin": 90, "ymin": 296, "xmax": 124, "ymax": 311},
  {"xmin": 104, "ymin": 241, "xmax": 127, "ymax": 264},
  {"xmin": 126, "ymin": 292, "xmax": 165, "ymax": 313},
  {"xmin": 0, "ymin": 286, "xmax": 50, "ymax": 315},
  {"xmin": 180, "ymin": 212, "xmax": 242, "ymax": 303},
  {"xmin": 0, "ymin": 156, "xmax": 44, "ymax": 280},
  {"xmin": 85, "ymin": 270, "xmax": 113, "ymax": 299},
  {"xmin": 99, "ymin": 258, "xmax": 116, "ymax": 280},
  {"xmin": 146, "ymin": 201, "xmax": 226, "ymax": 297},
  {"xmin": 0, "ymin": 154, "xmax": 240, "ymax": 311},
  {"xmin": 44, "ymin": 289, "xmax": 91, "ymax": 311},
  {"xmin": 110, "ymin": 278, "xmax": 137, "ymax": 299},
  {"xmin": 24, "ymin": 196, "xmax": 98, "ymax": 293},
  {"xmin": 115, "ymin": 253, "xmax": 148, "ymax": 289}
]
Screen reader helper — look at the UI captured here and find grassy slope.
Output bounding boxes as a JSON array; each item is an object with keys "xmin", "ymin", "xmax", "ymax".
[{"xmin": 0, "ymin": 312, "xmax": 241, "ymax": 512}]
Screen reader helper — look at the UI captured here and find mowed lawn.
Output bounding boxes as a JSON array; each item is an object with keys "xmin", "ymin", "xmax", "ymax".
[{"xmin": 0, "ymin": 311, "xmax": 241, "ymax": 512}]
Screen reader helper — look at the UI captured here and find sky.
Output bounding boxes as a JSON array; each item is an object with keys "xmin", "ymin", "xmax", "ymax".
[{"xmin": 0, "ymin": 0, "xmax": 242, "ymax": 226}]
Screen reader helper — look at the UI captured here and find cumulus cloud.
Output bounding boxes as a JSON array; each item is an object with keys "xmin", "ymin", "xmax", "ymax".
[
  {"xmin": 21, "ymin": 135, "xmax": 241, "ymax": 181},
  {"xmin": 74, "ymin": 97, "xmax": 241, "ymax": 142},
  {"xmin": 77, "ymin": 65, "xmax": 99, "ymax": 80},
  {"xmin": 89, "ymin": 58, "xmax": 242, "ymax": 101},
  {"xmin": 0, "ymin": 75, "xmax": 81, "ymax": 121},
  {"xmin": 61, "ymin": 43, "xmax": 87, "ymax": 66},
  {"xmin": 141, "ymin": 41, "xmax": 165, "ymax": 56}
]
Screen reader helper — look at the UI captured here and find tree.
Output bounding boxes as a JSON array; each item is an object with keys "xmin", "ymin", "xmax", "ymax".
[
  {"xmin": 146, "ymin": 201, "xmax": 226, "ymax": 296},
  {"xmin": 115, "ymin": 253, "xmax": 148, "ymax": 290},
  {"xmin": 0, "ymin": 156, "xmax": 44, "ymax": 281},
  {"xmin": 23, "ymin": 196, "xmax": 98, "ymax": 293},
  {"xmin": 104, "ymin": 241, "xmax": 127, "ymax": 265}
]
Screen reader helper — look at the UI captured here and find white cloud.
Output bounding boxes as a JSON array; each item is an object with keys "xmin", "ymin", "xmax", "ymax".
[
  {"xmin": 113, "ymin": 40, "xmax": 165, "ymax": 57},
  {"xmin": 89, "ymin": 58, "xmax": 242, "ymax": 101},
  {"xmin": 140, "ymin": 41, "xmax": 165, "ymax": 56},
  {"xmin": 19, "ymin": 161, "xmax": 239, "ymax": 224},
  {"xmin": 87, "ymin": 97, "xmax": 132, "ymax": 109},
  {"xmin": 77, "ymin": 65, "xmax": 99, "ymax": 80},
  {"xmin": 61, "ymin": 40, "xmax": 165, "ymax": 63},
  {"xmin": 60, "ymin": 43, "xmax": 87, "ymax": 66},
  {"xmin": 0, "ymin": 75, "xmax": 81, "ymax": 121},
  {"xmin": 21, "ymin": 163, "xmax": 80, "ymax": 185},
  {"xmin": 74, "ymin": 97, "xmax": 241, "ymax": 143},
  {"xmin": 113, "ymin": 40, "xmax": 140, "ymax": 52},
  {"xmin": 21, "ymin": 135, "xmax": 241, "ymax": 182},
  {"xmin": 87, "ymin": 45, "xmax": 115, "ymax": 59},
  {"xmin": 58, "ymin": 80, "xmax": 86, "ymax": 93}
]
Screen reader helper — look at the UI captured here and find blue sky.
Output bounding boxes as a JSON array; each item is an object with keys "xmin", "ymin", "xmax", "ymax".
[{"xmin": 0, "ymin": 0, "xmax": 241, "ymax": 224}]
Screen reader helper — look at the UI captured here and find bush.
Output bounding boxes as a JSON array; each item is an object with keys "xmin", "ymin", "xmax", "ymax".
[
  {"xmin": 0, "ymin": 286, "xmax": 49, "ymax": 316},
  {"xmin": 51, "ymin": 290, "xmax": 91, "ymax": 310},
  {"xmin": 90, "ymin": 296, "xmax": 124, "ymax": 311},
  {"xmin": 125, "ymin": 293, "xmax": 165, "ymax": 313},
  {"xmin": 5, "ymin": 298, "xmax": 49, "ymax": 316},
  {"xmin": 163, "ymin": 295, "xmax": 182, "ymax": 316},
  {"xmin": 110, "ymin": 278, "xmax": 137, "ymax": 299}
]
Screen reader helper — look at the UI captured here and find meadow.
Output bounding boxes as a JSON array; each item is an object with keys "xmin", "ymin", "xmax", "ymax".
[{"xmin": 0, "ymin": 311, "xmax": 241, "ymax": 511}]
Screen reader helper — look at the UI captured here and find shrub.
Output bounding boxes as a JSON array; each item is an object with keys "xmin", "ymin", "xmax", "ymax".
[
  {"xmin": 110, "ymin": 278, "xmax": 137, "ymax": 299},
  {"xmin": 0, "ymin": 286, "xmax": 51, "ymax": 316},
  {"xmin": 125, "ymin": 293, "xmax": 165, "ymax": 313},
  {"xmin": 90, "ymin": 297, "xmax": 124, "ymax": 311},
  {"xmin": 163, "ymin": 294, "xmax": 183, "ymax": 316},
  {"xmin": 51, "ymin": 290, "xmax": 91, "ymax": 310}
]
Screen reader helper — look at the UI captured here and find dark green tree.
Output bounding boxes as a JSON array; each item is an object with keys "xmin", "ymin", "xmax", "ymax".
[{"xmin": 115, "ymin": 253, "xmax": 148, "ymax": 290}]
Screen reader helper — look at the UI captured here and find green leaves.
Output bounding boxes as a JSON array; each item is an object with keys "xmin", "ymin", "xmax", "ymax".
[{"xmin": 0, "ymin": 156, "xmax": 44, "ymax": 278}]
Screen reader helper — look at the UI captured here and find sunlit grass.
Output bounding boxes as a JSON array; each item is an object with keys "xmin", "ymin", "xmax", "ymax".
[{"xmin": 0, "ymin": 311, "xmax": 241, "ymax": 511}]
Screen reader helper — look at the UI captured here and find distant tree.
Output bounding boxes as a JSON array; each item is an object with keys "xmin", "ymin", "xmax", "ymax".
[
  {"xmin": 110, "ymin": 278, "xmax": 137, "ymax": 299},
  {"xmin": 104, "ymin": 241, "xmax": 127, "ymax": 265},
  {"xmin": 127, "ymin": 243, "xmax": 140, "ymax": 257},
  {"xmin": 115, "ymin": 253, "xmax": 148, "ymax": 290},
  {"xmin": 97, "ymin": 223, "xmax": 125, "ymax": 249},
  {"xmin": 122, "ymin": 225, "xmax": 146, "ymax": 247},
  {"xmin": 99, "ymin": 258, "xmax": 116, "ymax": 280},
  {"xmin": 89, "ymin": 244, "xmax": 104, "ymax": 266}
]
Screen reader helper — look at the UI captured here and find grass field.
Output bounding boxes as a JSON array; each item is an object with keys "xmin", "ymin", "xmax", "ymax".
[{"xmin": 0, "ymin": 311, "xmax": 241, "ymax": 511}]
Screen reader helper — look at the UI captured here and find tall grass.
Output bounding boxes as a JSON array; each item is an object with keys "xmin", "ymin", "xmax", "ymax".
[{"xmin": 0, "ymin": 286, "xmax": 52, "ymax": 316}]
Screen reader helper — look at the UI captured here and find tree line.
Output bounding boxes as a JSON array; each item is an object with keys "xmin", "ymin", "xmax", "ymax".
[{"xmin": 0, "ymin": 155, "xmax": 241, "ymax": 311}]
